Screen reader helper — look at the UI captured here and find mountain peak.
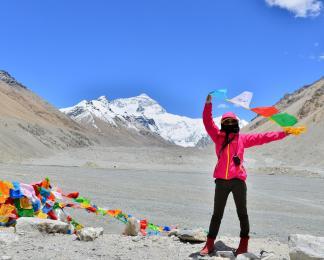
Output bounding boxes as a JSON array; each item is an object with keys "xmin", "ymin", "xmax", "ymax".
[
  {"xmin": 0, "ymin": 70, "xmax": 27, "ymax": 89},
  {"xmin": 97, "ymin": 95, "xmax": 109, "ymax": 102},
  {"xmin": 137, "ymin": 93, "xmax": 150, "ymax": 98}
]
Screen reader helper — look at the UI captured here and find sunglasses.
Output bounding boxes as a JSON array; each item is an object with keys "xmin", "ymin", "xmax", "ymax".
[{"xmin": 221, "ymin": 118, "xmax": 238, "ymax": 125}]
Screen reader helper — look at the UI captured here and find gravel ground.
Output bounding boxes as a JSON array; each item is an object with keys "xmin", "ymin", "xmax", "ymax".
[
  {"xmin": 0, "ymin": 163, "xmax": 323, "ymax": 243},
  {"xmin": 0, "ymin": 230, "xmax": 289, "ymax": 260}
]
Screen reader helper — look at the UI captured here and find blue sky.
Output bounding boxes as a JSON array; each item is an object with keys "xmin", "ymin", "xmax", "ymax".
[{"xmin": 1, "ymin": 0, "xmax": 324, "ymax": 120}]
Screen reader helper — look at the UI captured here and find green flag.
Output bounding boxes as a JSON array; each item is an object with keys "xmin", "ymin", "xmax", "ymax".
[{"xmin": 270, "ymin": 113, "xmax": 297, "ymax": 127}]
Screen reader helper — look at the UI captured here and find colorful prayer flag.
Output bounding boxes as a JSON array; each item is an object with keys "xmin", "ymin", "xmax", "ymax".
[
  {"xmin": 0, "ymin": 181, "xmax": 10, "ymax": 203},
  {"xmin": 227, "ymin": 91, "xmax": 253, "ymax": 109},
  {"xmin": 251, "ymin": 106, "xmax": 279, "ymax": 117},
  {"xmin": 20, "ymin": 197, "xmax": 33, "ymax": 209},
  {"xmin": 283, "ymin": 126, "xmax": 307, "ymax": 136},
  {"xmin": 270, "ymin": 113, "xmax": 298, "ymax": 127},
  {"xmin": 209, "ymin": 89, "xmax": 227, "ymax": 99}
]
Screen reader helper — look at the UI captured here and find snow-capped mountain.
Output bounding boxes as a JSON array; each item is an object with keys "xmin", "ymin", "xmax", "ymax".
[{"xmin": 60, "ymin": 94, "xmax": 249, "ymax": 147}]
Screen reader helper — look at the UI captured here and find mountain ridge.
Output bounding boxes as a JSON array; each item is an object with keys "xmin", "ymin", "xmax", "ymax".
[
  {"xmin": 0, "ymin": 71, "xmax": 170, "ymax": 162},
  {"xmin": 0, "ymin": 70, "xmax": 27, "ymax": 89},
  {"xmin": 60, "ymin": 94, "xmax": 249, "ymax": 147},
  {"xmin": 0, "ymin": 70, "xmax": 96, "ymax": 162},
  {"xmin": 243, "ymin": 77, "xmax": 324, "ymax": 171}
]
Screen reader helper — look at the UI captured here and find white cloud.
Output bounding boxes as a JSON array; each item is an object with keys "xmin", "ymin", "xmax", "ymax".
[
  {"xmin": 319, "ymin": 55, "xmax": 324, "ymax": 60},
  {"xmin": 265, "ymin": 0, "xmax": 322, "ymax": 17},
  {"xmin": 217, "ymin": 103, "xmax": 229, "ymax": 109}
]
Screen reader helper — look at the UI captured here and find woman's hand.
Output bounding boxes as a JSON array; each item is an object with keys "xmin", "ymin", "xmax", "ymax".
[
  {"xmin": 282, "ymin": 126, "xmax": 306, "ymax": 136},
  {"xmin": 206, "ymin": 94, "xmax": 212, "ymax": 104},
  {"xmin": 283, "ymin": 129, "xmax": 291, "ymax": 135}
]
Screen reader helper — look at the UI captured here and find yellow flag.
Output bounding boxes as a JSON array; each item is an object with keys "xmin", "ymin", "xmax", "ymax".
[{"xmin": 283, "ymin": 126, "xmax": 307, "ymax": 136}]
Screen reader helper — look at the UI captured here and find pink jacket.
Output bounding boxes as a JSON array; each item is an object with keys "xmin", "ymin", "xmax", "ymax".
[{"xmin": 203, "ymin": 103, "xmax": 288, "ymax": 181}]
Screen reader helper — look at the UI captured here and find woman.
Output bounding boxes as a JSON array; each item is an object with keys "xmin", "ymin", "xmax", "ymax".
[{"xmin": 200, "ymin": 94, "xmax": 289, "ymax": 256}]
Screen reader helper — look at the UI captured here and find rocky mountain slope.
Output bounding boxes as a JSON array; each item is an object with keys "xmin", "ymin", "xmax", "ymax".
[
  {"xmin": 243, "ymin": 77, "xmax": 324, "ymax": 171},
  {"xmin": 0, "ymin": 71, "xmax": 175, "ymax": 162},
  {"xmin": 61, "ymin": 95, "xmax": 248, "ymax": 147},
  {"xmin": 0, "ymin": 70, "xmax": 95, "ymax": 162}
]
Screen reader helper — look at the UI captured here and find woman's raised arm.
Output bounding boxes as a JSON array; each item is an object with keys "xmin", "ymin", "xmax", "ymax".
[{"xmin": 203, "ymin": 95, "xmax": 220, "ymax": 142}]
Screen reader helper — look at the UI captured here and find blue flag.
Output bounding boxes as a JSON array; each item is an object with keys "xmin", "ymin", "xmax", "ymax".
[{"xmin": 209, "ymin": 89, "xmax": 227, "ymax": 99}]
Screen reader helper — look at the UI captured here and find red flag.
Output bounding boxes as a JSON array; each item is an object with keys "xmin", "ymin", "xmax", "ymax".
[
  {"xmin": 140, "ymin": 219, "xmax": 148, "ymax": 236},
  {"xmin": 86, "ymin": 206, "xmax": 97, "ymax": 213},
  {"xmin": 251, "ymin": 106, "xmax": 279, "ymax": 117},
  {"xmin": 65, "ymin": 192, "xmax": 79, "ymax": 199},
  {"xmin": 47, "ymin": 210, "xmax": 58, "ymax": 220}
]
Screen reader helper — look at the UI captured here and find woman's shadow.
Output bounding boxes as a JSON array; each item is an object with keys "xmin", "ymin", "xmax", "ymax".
[{"xmin": 189, "ymin": 240, "xmax": 236, "ymax": 259}]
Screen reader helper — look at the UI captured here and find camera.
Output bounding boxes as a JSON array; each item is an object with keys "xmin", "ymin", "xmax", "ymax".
[{"xmin": 233, "ymin": 155, "xmax": 241, "ymax": 166}]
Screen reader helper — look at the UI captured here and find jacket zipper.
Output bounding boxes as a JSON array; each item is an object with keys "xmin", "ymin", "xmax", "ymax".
[{"xmin": 225, "ymin": 144, "xmax": 230, "ymax": 179}]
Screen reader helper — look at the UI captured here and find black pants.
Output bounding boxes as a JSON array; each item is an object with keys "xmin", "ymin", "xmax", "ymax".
[{"xmin": 208, "ymin": 178, "xmax": 249, "ymax": 239}]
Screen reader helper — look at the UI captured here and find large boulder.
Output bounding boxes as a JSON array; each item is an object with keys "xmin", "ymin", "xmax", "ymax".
[
  {"xmin": 76, "ymin": 227, "xmax": 104, "ymax": 241},
  {"xmin": 123, "ymin": 217, "xmax": 139, "ymax": 236},
  {"xmin": 15, "ymin": 217, "xmax": 69, "ymax": 235},
  {"xmin": 289, "ymin": 234, "xmax": 324, "ymax": 260}
]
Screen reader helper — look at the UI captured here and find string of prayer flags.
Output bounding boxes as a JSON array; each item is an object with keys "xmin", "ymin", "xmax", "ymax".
[
  {"xmin": 0, "ymin": 177, "xmax": 172, "ymax": 236},
  {"xmin": 209, "ymin": 88, "xmax": 305, "ymax": 133}
]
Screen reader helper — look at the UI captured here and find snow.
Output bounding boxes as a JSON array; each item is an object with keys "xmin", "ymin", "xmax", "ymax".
[{"xmin": 60, "ymin": 94, "xmax": 249, "ymax": 147}]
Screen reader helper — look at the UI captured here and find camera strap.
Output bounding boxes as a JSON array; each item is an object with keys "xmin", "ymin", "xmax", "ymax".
[{"xmin": 218, "ymin": 134, "xmax": 236, "ymax": 158}]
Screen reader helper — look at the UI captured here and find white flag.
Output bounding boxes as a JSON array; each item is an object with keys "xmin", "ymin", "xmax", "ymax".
[{"xmin": 227, "ymin": 91, "xmax": 253, "ymax": 109}]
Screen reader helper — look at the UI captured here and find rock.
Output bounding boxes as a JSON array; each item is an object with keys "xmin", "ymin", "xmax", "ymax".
[
  {"xmin": 289, "ymin": 234, "xmax": 324, "ymax": 260},
  {"xmin": 131, "ymin": 236, "xmax": 142, "ymax": 242},
  {"xmin": 216, "ymin": 251, "xmax": 235, "ymax": 258},
  {"xmin": 76, "ymin": 227, "xmax": 104, "ymax": 241},
  {"xmin": 167, "ymin": 229, "xmax": 179, "ymax": 237},
  {"xmin": 15, "ymin": 217, "xmax": 69, "ymax": 235},
  {"xmin": 175, "ymin": 228, "xmax": 207, "ymax": 242},
  {"xmin": 123, "ymin": 217, "xmax": 139, "ymax": 236},
  {"xmin": 259, "ymin": 250, "xmax": 277, "ymax": 260},
  {"xmin": 261, "ymin": 253, "xmax": 277, "ymax": 260},
  {"xmin": 1, "ymin": 256, "xmax": 12, "ymax": 260},
  {"xmin": 236, "ymin": 252, "xmax": 260, "ymax": 259}
]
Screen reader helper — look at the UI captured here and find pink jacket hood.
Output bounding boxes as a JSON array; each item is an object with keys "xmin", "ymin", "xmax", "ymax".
[{"xmin": 221, "ymin": 112, "xmax": 238, "ymax": 121}]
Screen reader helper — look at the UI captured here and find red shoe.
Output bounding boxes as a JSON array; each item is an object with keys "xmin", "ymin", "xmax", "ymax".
[
  {"xmin": 199, "ymin": 237, "xmax": 215, "ymax": 256},
  {"xmin": 235, "ymin": 237, "xmax": 249, "ymax": 255}
]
